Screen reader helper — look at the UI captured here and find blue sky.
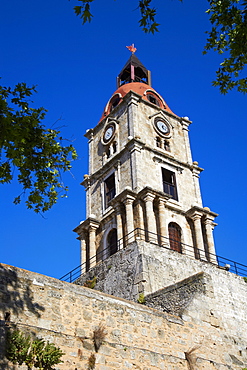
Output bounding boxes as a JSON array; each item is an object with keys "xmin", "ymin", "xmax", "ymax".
[{"xmin": 1, "ymin": 0, "xmax": 246, "ymax": 279}]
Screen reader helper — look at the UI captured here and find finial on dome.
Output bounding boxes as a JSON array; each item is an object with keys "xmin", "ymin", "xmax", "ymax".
[{"xmin": 126, "ymin": 44, "xmax": 137, "ymax": 54}]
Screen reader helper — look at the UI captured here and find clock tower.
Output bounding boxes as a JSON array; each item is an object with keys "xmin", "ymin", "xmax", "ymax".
[{"xmin": 74, "ymin": 51, "xmax": 218, "ymax": 300}]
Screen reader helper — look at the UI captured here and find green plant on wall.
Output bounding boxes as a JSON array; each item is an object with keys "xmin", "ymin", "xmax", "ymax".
[
  {"xmin": 5, "ymin": 329, "xmax": 64, "ymax": 369},
  {"xmin": 5, "ymin": 329, "xmax": 31, "ymax": 366},
  {"xmin": 84, "ymin": 276, "xmax": 97, "ymax": 289},
  {"xmin": 137, "ymin": 293, "xmax": 145, "ymax": 304}
]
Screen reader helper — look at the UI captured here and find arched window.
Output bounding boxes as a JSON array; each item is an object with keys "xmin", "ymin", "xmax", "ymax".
[
  {"xmin": 147, "ymin": 93, "xmax": 160, "ymax": 106},
  {"xmin": 168, "ymin": 223, "xmax": 182, "ymax": 253},
  {"xmin": 110, "ymin": 95, "xmax": 121, "ymax": 111},
  {"xmin": 107, "ymin": 229, "xmax": 118, "ymax": 256}
]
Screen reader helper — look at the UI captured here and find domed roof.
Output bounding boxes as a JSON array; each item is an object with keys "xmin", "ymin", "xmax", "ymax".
[{"xmin": 100, "ymin": 82, "xmax": 174, "ymax": 122}]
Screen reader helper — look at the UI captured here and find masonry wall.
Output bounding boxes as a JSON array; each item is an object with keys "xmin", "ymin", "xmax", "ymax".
[{"xmin": 1, "ymin": 262, "xmax": 247, "ymax": 370}]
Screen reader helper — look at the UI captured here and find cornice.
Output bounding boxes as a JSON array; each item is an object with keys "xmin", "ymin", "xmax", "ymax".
[
  {"xmin": 73, "ymin": 216, "xmax": 100, "ymax": 234},
  {"xmin": 152, "ymin": 152, "xmax": 204, "ymax": 173},
  {"xmin": 186, "ymin": 205, "xmax": 218, "ymax": 219}
]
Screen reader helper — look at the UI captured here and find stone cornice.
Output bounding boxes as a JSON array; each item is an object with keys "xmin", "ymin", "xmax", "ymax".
[
  {"xmin": 152, "ymin": 152, "xmax": 204, "ymax": 173},
  {"xmin": 73, "ymin": 217, "xmax": 100, "ymax": 234},
  {"xmin": 186, "ymin": 205, "xmax": 218, "ymax": 220},
  {"xmin": 137, "ymin": 186, "xmax": 171, "ymax": 202},
  {"xmin": 110, "ymin": 187, "xmax": 137, "ymax": 206}
]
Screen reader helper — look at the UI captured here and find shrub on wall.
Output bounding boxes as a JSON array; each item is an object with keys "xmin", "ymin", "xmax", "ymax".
[{"xmin": 5, "ymin": 329, "xmax": 64, "ymax": 369}]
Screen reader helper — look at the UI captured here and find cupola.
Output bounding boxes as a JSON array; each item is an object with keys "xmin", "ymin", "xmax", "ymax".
[{"xmin": 117, "ymin": 53, "xmax": 151, "ymax": 87}]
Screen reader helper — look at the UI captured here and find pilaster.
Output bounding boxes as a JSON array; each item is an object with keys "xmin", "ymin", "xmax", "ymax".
[
  {"xmin": 157, "ymin": 197, "xmax": 169, "ymax": 246},
  {"xmin": 79, "ymin": 231, "xmax": 87, "ymax": 273},
  {"xmin": 142, "ymin": 191, "xmax": 157, "ymax": 243},
  {"xmin": 73, "ymin": 217, "xmax": 100, "ymax": 269},
  {"xmin": 203, "ymin": 210, "xmax": 218, "ymax": 264},
  {"xmin": 187, "ymin": 207, "xmax": 206, "ymax": 261},
  {"xmin": 114, "ymin": 203, "xmax": 124, "ymax": 248},
  {"xmin": 123, "ymin": 194, "xmax": 136, "ymax": 242}
]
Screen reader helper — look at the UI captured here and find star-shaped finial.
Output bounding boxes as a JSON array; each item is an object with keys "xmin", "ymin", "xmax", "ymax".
[{"xmin": 126, "ymin": 44, "xmax": 137, "ymax": 54}]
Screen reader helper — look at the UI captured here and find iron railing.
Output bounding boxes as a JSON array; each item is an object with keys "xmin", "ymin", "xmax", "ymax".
[{"xmin": 60, "ymin": 228, "xmax": 247, "ymax": 283}]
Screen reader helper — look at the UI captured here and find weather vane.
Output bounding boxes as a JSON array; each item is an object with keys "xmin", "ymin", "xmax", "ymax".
[{"xmin": 126, "ymin": 44, "xmax": 137, "ymax": 54}]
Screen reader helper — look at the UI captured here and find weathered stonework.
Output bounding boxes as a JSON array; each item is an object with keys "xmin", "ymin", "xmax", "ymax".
[
  {"xmin": 1, "ymin": 263, "xmax": 247, "ymax": 370},
  {"xmin": 2, "ymin": 56, "xmax": 242, "ymax": 370},
  {"xmin": 74, "ymin": 60, "xmax": 218, "ymax": 272},
  {"xmin": 144, "ymin": 272, "xmax": 208, "ymax": 316}
]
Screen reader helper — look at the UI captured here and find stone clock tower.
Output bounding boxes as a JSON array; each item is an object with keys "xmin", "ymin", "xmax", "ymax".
[{"xmin": 74, "ymin": 52, "xmax": 218, "ymax": 300}]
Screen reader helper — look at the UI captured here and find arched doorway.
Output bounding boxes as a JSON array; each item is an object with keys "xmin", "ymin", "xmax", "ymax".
[
  {"xmin": 107, "ymin": 228, "xmax": 118, "ymax": 256},
  {"xmin": 168, "ymin": 223, "xmax": 182, "ymax": 253}
]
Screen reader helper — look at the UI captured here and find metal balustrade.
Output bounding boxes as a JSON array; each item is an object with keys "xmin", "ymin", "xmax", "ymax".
[{"xmin": 60, "ymin": 228, "xmax": 247, "ymax": 283}]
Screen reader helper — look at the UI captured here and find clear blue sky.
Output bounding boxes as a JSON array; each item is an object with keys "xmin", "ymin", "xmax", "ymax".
[{"xmin": 1, "ymin": 0, "xmax": 246, "ymax": 279}]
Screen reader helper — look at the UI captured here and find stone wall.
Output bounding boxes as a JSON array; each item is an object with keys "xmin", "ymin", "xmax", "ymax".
[
  {"xmin": 144, "ymin": 272, "xmax": 207, "ymax": 316},
  {"xmin": 1, "ymin": 262, "xmax": 247, "ymax": 370}
]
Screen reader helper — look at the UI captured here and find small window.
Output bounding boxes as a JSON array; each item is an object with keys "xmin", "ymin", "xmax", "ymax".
[
  {"xmin": 156, "ymin": 137, "xmax": 162, "ymax": 148},
  {"xmin": 162, "ymin": 168, "xmax": 178, "ymax": 200},
  {"xmin": 106, "ymin": 147, "xmax": 110, "ymax": 158},
  {"xmin": 104, "ymin": 173, "xmax": 116, "ymax": 208},
  {"xmin": 168, "ymin": 223, "xmax": 182, "ymax": 253},
  {"xmin": 113, "ymin": 142, "xmax": 117, "ymax": 153},
  {"xmin": 107, "ymin": 229, "xmax": 118, "ymax": 256},
  {"xmin": 164, "ymin": 140, "xmax": 170, "ymax": 151},
  {"xmin": 147, "ymin": 94, "xmax": 160, "ymax": 106}
]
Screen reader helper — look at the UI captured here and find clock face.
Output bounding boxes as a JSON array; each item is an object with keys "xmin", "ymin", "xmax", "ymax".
[
  {"xmin": 103, "ymin": 124, "xmax": 115, "ymax": 143},
  {"xmin": 155, "ymin": 119, "xmax": 170, "ymax": 135}
]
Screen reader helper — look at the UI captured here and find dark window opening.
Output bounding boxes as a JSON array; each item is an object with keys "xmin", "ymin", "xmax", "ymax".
[
  {"xmin": 164, "ymin": 140, "xmax": 170, "ymax": 151},
  {"xmin": 156, "ymin": 137, "xmax": 162, "ymax": 148},
  {"xmin": 147, "ymin": 94, "xmax": 160, "ymax": 106},
  {"xmin": 113, "ymin": 142, "xmax": 117, "ymax": 153},
  {"xmin": 5, "ymin": 312, "xmax": 11, "ymax": 322},
  {"xmin": 162, "ymin": 168, "xmax": 178, "ymax": 200},
  {"xmin": 105, "ymin": 173, "xmax": 116, "ymax": 209},
  {"xmin": 106, "ymin": 147, "xmax": 110, "ymax": 158},
  {"xmin": 107, "ymin": 229, "xmax": 118, "ymax": 256},
  {"xmin": 110, "ymin": 96, "xmax": 121, "ymax": 111},
  {"xmin": 168, "ymin": 223, "xmax": 182, "ymax": 253}
]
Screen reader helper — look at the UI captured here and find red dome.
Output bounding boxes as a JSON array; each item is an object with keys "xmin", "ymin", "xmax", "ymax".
[{"xmin": 100, "ymin": 82, "xmax": 174, "ymax": 122}]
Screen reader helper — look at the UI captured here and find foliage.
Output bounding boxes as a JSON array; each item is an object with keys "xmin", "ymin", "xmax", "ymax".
[
  {"xmin": 137, "ymin": 293, "xmax": 145, "ymax": 304},
  {"xmin": 5, "ymin": 329, "xmax": 31, "ymax": 366},
  {"xmin": 84, "ymin": 276, "xmax": 97, "ymax": 289},
  {"xmin": 87, "ymin": 353, "xmax": 96, "ymax": 369},
  {"xmin": 0, "ymin": 83, "xmax": 77, "ymax": 213},
  {"xmin": 72, "ymin": 0, "xmax": 175, "ymax": 34},
  {"xmin": 72, "ymin": 0, "xmax": 247, "ymax": 94},
  {"xmin": 243, "ymin": 276, "xmax": 247, "ymax": 283},
  {"xmin": 5, "ymin": 329, "xmax": 64, "ymax": 369},
  {"xmin": 93, "ymin": 324, "xmax": 107, "ymax": 352},
  {"xmin": 204, "ymin": 0, "xmax": 247, "ymax": 93}
]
